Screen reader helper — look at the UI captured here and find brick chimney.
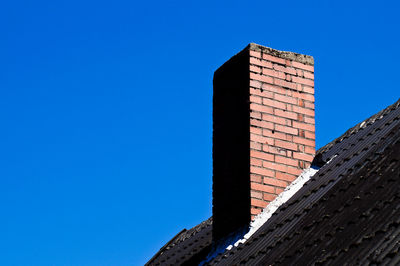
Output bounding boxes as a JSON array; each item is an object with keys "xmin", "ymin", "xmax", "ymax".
[{"xmin": 212, "ymin": 43, "xmax": 315, "ymax": 243}]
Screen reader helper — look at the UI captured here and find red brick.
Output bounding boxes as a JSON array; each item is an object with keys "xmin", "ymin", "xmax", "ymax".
[
  {"xmin": 251, "ymin": 150, "xmax": 274, "ymax": 161},
  {"xmin": 263, "ymin": 54, "xmax": 286, "ymax": 65},
  {"xmin": 305, "ymin": 146, "xmax": 315, "ymax": 155},
  {"xmin": 250, "ymin": 141, "xmax": 262, "ymax": 150},
  {"xmin": 263, "ymin": 193, "xmax": 277, "ymax": 202},
  {"xmin": 250, "ymin": 95, "xmax": 262, "ymax": 104},
  {"xmin": 251, "ymin": 174, "xmax": 262, "ymax": 183},
  {"xmin": 263, "ymin": 144, "xmax": 286, "ymax": 156},
  {"xmin": 262, "ymin": 160, "xmax": 288, "ymax": 173},
  {"xmin": 275, "ymin": 187, "xmax": 284, "ymax": 194},
  {"xmin": 274, "ymin": 78, "xmax": 297, "ymax": 90},
  {"xmin": 262, "ymin": 83, "xmax": 287, "ymax": 95},
  {"xmin": 250, "ymin": 126, "xmax": 262, "ymax": 135},
  {"xmin": 263, "ymin": 98, "xmax": 286, "ymax": 110},
  {"xmin": 262, "ymin": 68, "xmax": 286, "ymax": 79},
  {"xmin": 275, "ymin": 155, "xmax": 298, "ymax": 167},
  {"xmin": 263, "ymin": 177, "xmax": 287, "ymax": 187},
  {"xmin": 296, "ymin": 69, "xmax": 304, "ymax": 77},
  {"xmin": 262, "ymin": 113, "xmax": 290, "ymax": 126},
  {"xmin": 293, "ymin": 136, "xmax": 315, "ymax": 147},
  {"xmin": 251, "ymin": 157, "xmax": 263, "ymax": 167},
  {"xmin": 250, "ymin": 118, "xmax": 274, "ymax": 129},
  {"xmin": 250, "ymin": 88, "xmax": 273, "ymax": 99},
  {"xmin": 250, "ymin": 111, "xmax": 262, "ymax": 119},
  {"xmin": 250, "ymin": 73, "xmax": 274, "ymax": 84},
  {"xmin": 286, "ymin": 166, "xmax": 303, "ymax": 176},
  {"xmin": 250, "ymin": 103, "xmax": 274, "ymax": 114},
  {"xmin": 250, "ymin": 80, "xmax": 262, "ymax": 88},
  {"xmin": 292, "ymin": 105, "xmax": 314, "ymax": 116},
  {"xmin": 303, "ymin": 71, "xmax": 314, "ymax": 79},
  {"xmin": 251, "ymin": 190, "xmax": 263, "ymax": 199},
  {"xmin": 250, "ymin": 50, "xmax": 261, "ymax": 58},
  {"xmin": 251, "ymin": 207, "xmax": 262, "ymax": 215},
  {"xmin": 303, "ymin": 86, "xmax": 314, "ymax": 94},
  {"xmin": 304, "ymin": 101, "xmax": 315, "ymax": 109},
  {"xmin": 293, "ymin": 152, "xmax": 314, "ymax": 162},
  {"xmin": 273, "ymin": 64, "xmax": 297, "ymax": 75},
  {"xmin": 263, "ymin": 129, "xmax": 288, "ymax": 141},
  {"xmin": 250, "ymin": 57, "xmax": 273, "ymax": 69},
  {"xmin": 251, "ymin": 166, "xmax": 275, "ymax": 177},
  {"xmin": 274, "ymin": 93, "xmax": 297, "ymax": 105},
  {"xmin": 276, "ymin": 171, "xmax": 297, "ymax": 182},
  {"xmin": 292, "ymin": 76, "xmax": 314, "ymax": 87},
  {"xmin": 251, "ymin": 182, "xmax": 275, "ymax": 194},
  {"xmin": 305, "ymin": 131, "xmax": 315, "ymax": 139},
  {"xmin": 292, "ymin": 91, "xmax": 315, "ymax": 102},
  {"xmin": 251, "ymin": 133, "xmax": 273, "ymax": 145},
  {"xmin": 293, "ymin": 121, "xmax": 315, "ymax": 132},
  {"xmin": 292, "ymin": 61, "xmax": 314, "ymax": 72},
  {"xmin": 304, "ymin": 116, "xmax": 315, "ymax": 124},
  {"xmin": 275, "ymin": 124, "xmax": 299, "ymax": 135},
  {"xmin": 275, "ymin": 139, "xmax": 298, "ymax": 151},
  {"xmin": 274, "ymin": 109, "xmax": 297, "ymax": 120},
  {"xmin": 250, "ymin": 65, "xmax": 262, "ymax": 73}
]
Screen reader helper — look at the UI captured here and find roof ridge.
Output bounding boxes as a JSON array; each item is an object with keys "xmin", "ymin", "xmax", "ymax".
[{"xmin": 317, "ymin": 98, "xmax": 400, "ymax": 156}]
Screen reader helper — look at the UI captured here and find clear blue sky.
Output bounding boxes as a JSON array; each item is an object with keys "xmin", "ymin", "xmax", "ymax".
[{"xmin": 1, "ymin": 0, "xmax": 399, "ymax": 265}]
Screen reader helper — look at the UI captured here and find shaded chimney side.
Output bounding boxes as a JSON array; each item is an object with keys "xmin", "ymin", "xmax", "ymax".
[{"xmin": 212, "ymin": 48, "xmax": 250, "ymax": 242}]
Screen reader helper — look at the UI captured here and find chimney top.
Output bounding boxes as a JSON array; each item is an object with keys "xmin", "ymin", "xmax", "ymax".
[{"xmin": 248, "ymin": 43, "xmax": 314, "ymax": 65}]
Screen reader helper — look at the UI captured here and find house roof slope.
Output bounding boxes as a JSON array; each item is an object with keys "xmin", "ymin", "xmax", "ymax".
[
  {"xmin": 208, "ymin": 98, "xmax": 400, "ymax": 265},
  {"xmin": 146, "ymin": 217, "xmax": 212, "ymax": 265}
]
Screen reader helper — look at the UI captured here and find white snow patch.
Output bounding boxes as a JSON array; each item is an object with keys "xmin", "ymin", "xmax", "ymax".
[{"xmin": 227, "ymin": 167, "xmax": 319, "ymax": 249}]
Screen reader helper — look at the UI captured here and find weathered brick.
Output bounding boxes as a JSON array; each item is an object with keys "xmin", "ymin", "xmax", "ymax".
[
  {"xmin": 262, "ymin": 68, "xmax": 286, "ymax": 79},
  {"xmin": 292, "ymin": 76, "xmax": 314, "ymax": 87},
  {"xmin": 249, "ymin": 50, "xmax": 261, "ymax": 58},
  {"xmin": 250, "ymin": 73, "xmax": 274, "ymax": 84},
  {"xmin": 251, "ymin": 182, "xmax": 275, "ymax": 194},
  {"xmin": 250, "ymin": 141, "xmax": 262, "ymax": 150},
  {"xmin": 293, "ymin": 152, "xmax": 314, "ymax": 162},
  {"xmin": 250, "ymin": 118, "xmax": 274, "ymax": 129},
  {"xmin": 251, "ymin": 190, "xmax": 263, "ymax": 199},
  {"xmin": 274, "ymin": 78, "xmax": 297, "ymax": 90},
  {"xmin": 263, "ymin": 144, "xmax": 286, "ymax": 156},
  {"xmin": 274, "ymin": 93, "xmax": 297, "ymax": 105},
  {"xmin": 273, "ymin": 64, "xmax": 297, "ymax": 75},
  {"xmin": 250, "ymin": 87, "xmax": 274, "ymax": 98},
  {"xmin": 263, "ymin": 53, "xmax": 286, "ymax": 64},
  {"xmin": 293, "ymin": 121, "xmax": 315, "ymax": 132},
  {"xmin": 303, "ymin": 71, "xmax": 314, "ymax": 79},
  {"xmin": 262, "ymin": 113, "xmax": 290, "ymax": 126},
  {"xmin": 263, "ymin": 193, "xmax": 277, "ymax": 202},
  {"xmin": 263, "ymin": 98, "xmax": 287, "ymax": 110},
  {"xmin": 250, "ymin": 157, "xmax": 263, "ymax": 167},
  {"xmin": 276, "ymin": 171, "xmax": 297, "ymax": 182},
  {"xmin": 251, "ymin": 207, "xmax": 262, "ymax": 215},
  {"xmin": 275, "ymin": 155, "xmax": 298, "ymax": 167},
  {"xmin": 250, "ymin": 126, "xmax": 262, "ymax": 135},
  {"xmin": 293, "ymin": 136, "xmax": 315, "ymax": 147},
  {"xmin": 251, "ymin": 150, "xmax": 275, "ymax": 162},
  {"xmin": 292, "ymin": 61, "xmax": 314, "ymax": 72},
  {"xmin": 251, "ymin": 166, "xmax": 275, "ymax": 177},
  {"xmin": 250, "ymin": 65, "xmax": 262, "ymax": 73},
  {"xmin": 275, "ymin": 109, "xmax": 298, "ymax": 120},
  {"xmin": 250, "ymin": 57, "xmax": 273, "ymax": 69},
  {"xmin": 250, "ymin": 103, "xmax": 274, "ymax": 114},
  {"xmin": 275, "ymin": 139, "xmax": 298, "ymax": 151},
  {"xmin": 263, "ymin": 177, "xmax": 287, "ymax": 187},
  {"xmin": 292, "ymin": 105, "xmax": 314, "ymax": 116},
  {"xmin": 275, "ymin": 124, "xmax": 299, "ymax": 135},
  {"xmin": 251, "ymin": 174, "xmax": 262, "ymax": 183}
]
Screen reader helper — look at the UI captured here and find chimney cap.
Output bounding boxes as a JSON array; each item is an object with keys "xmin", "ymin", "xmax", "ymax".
[{"xmin": 248, "ymin": 43, "xmax": 314, "ymax": 65}]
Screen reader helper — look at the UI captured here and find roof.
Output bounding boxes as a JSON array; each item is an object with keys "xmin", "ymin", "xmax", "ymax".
[{"xmin": 147, "ymin": 98, "xmax": 400, "ymax": 265}]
